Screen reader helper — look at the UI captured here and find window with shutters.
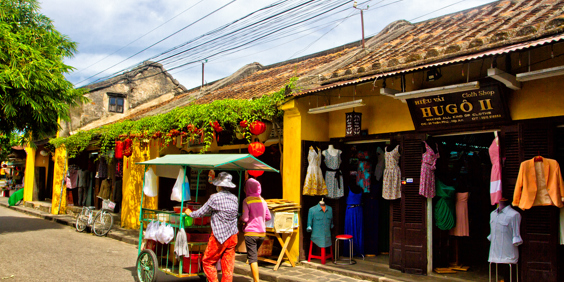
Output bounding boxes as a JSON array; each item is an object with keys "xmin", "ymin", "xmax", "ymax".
[{"xmin": 108, "ymin": 93, "xmax": 125, "ymax": 113}]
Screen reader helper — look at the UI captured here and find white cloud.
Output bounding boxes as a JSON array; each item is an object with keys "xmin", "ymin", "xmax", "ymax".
[{"xmin": 39, "ymin": 0, "xmax": 497, "ymax": 89}]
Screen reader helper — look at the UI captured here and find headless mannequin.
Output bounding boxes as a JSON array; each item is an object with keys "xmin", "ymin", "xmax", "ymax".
[
  {"xmin": 320, "ymin": 197, "xmax": 326, "ymax": 212},
  {"xmin": 323, "ymin": 145, "xmax": 339, "ymax": 157},
  {"xmin": 497, "ymin": 198, "xmax": 509, "ymax": 212}
]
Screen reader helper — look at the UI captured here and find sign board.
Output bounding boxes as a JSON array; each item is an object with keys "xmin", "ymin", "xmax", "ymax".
[
  {"xmin": 406, "ymin": 84, "xmax": 508, "ymax": 130},
  {"xmin": 345, "ymin": 111, "xmax": 362, "ymax": 137},
  {"xmin": 189, "ymin": 169, "xmax": 208, "ymax": 191}
]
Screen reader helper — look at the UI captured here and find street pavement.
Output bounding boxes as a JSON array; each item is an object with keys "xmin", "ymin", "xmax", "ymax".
[{"xmin": 0, "ymin": 205, "xmax": 253, "ymax": 282}]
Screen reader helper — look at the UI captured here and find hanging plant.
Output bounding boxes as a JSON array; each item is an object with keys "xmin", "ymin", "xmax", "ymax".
[{"xmin": 49, "ymin": 78, "xmax": 296, "ymax": 156}]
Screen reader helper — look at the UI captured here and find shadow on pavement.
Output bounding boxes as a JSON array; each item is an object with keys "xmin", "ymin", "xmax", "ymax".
[{"xmin": 0, "ymin": 215, "xmax": 64, "ymax": 234}]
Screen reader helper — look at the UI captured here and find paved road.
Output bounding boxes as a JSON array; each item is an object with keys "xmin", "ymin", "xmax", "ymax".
[{"xmin": 0, "ymin": 205, "xmax": 252, "ymax": 282}]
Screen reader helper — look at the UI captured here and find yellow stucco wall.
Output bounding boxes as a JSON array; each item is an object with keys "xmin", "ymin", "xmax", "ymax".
[
  {"xmin": 508, "ymin": 76, "xmax": 564, "ymax": 120},
  {"xmin": 23, "ymin": 145, "xmax": 35, "ymax": 202},
  {"xmin": 121, "ymin": 142, "xmax": 158, "ymax": 229},
  {"xmin": 51, "ymin": 146, "xmax": 67, "ymax": 214}
]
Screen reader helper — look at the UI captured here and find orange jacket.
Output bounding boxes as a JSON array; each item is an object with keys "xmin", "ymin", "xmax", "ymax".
[{"xmin": 513, "ymin": 158, "xmax": 564, "ymax": 210}]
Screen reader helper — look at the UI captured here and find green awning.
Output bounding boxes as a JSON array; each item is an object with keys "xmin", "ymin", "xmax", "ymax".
[{"xmin": 136, "ymin": 154, "xmax": 279, "ymax": 173}]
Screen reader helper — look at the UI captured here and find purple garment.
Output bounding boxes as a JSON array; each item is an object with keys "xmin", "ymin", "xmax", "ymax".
[{"xmin": 419, "ymin": 142, "xmax": 440, "ymax": 198}]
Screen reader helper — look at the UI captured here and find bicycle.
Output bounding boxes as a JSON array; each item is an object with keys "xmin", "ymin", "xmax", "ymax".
[{"xmin": 75, "ymin": 197, "xmax": 115, "ymax": 236}]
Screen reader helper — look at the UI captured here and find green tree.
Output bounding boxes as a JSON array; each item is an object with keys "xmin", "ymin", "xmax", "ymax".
[{"xmin": 0, "ymin": 0, "xmax": 88, "ymax": 142}]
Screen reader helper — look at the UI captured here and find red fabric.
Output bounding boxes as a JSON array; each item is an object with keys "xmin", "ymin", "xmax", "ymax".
[
  {"xmin": 202, "ymin": 233, "xmax": 237, "ymax": 282},
  {"xmin": 336, "ymin": 234, "xmax": 352, "ymax": 239}
]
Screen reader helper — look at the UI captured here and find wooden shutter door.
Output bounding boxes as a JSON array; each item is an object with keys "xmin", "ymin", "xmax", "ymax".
[
  {"xmin": 501, "ymin": 123, "xmax": 558, "ymax": 282},
  {"xmin": 401, "ymin": 134, "xmax": 427, "ymax": 274},
  {"xmin": 390, "ymin": 192, "xmax": 402, "ymax": 271}
]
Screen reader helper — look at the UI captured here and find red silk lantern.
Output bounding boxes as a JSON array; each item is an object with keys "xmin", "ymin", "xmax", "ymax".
[
  {"xmin": 115, "ymin": 140, "xmax": 124, "ymax": 159},
  {"xmin": 124, "ymin": 138, "xmax": 133, "ymax": 157},
  {"xmin": 248, "ymin": 170, "xmax": 264, "ymax": 177},
  {"xmin": 249, "ymin": 121, "xmax": 266, "ymax": 135},
  {"xmin": 239, "ymin": 120, "xmax": 248, "ymax": 128},
  {"xmin": 248, "ymin": 141, "xmax": 265, "ymax": 157}
]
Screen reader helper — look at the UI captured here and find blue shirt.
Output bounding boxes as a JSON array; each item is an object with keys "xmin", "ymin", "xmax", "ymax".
[{"xmin": 307, "ymin": 204, "xmax": 333, "ymax": 248}]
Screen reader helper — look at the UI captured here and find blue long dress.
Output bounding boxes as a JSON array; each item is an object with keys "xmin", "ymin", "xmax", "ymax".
[{"xmin": 344, "ymin": 189, "xmax": 364, "ymax": 257}]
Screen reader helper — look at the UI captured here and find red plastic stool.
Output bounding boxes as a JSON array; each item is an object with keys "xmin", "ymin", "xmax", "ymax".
[
  {"xmin": 334, "ymin": 234, "xmax": 356, "ymax": 265},
  {"xmin": 308, "ymin": 241, "xmax": 333, "ymax": 264}
]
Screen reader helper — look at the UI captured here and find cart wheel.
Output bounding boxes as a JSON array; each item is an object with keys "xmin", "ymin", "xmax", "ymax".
[
  {"xmin": 137, "ymin": 249, "xmax": 158, "ymax": 282},
  {"xmin": 75, "ymin": 213, "xmax": 87, "ymax": 232},
  {"xmin": 93, "ymin": 211, "xmax": 113, "ymax": 236}
]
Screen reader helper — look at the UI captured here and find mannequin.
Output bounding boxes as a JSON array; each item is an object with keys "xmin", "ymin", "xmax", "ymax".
[
  {"xmin": 494, "ymin": 131, "xmax": 499, "ymax": 146},
  {"xmin": 497, "ymin": 198, "xmax": 509, "ymax": 212},
  {"xmin": 423, "ymin": 136, "xmax": 438, "ymax": 154},
  {"xmin": 325, "ymin": 145, "xmax": 338, "ymax": 156},
  {"xmin": 320, "ymin": 197, "xmax": 326, "ymax": 212}
]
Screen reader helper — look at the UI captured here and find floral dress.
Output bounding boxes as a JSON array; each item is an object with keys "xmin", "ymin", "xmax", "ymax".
[
  {"xmin": 419, "ymin": 141, "xmax": 440, "ymax": 198},
  {"xmin": 324, "ymin": 149, "xmax": 344, "ymax": 199},
  {"xmin": 303, "ymin": 147, "xmax": 327, "ymax": 196},
  {"xmin": 383, "ymin": 145, "xmax": 401, "ymax": 200},
  {"xmin": 357, "ymin": 151, "xmax": 372, "ymax": 193}
]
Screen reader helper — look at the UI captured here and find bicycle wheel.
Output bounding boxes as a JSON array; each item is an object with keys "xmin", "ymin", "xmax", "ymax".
[
  {"xmin": 75, "ymin": 211, "xmax": 88, "ymax": 232},
  {"xmin": 93, "ymin": 210, "xmax": 113, "ymax": 236},
  {"xmin": 137, "ymin": 249, "xmax": 157, "ymax": 282}
]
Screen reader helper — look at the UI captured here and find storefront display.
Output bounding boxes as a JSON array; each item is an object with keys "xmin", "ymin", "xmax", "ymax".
[
  {"xmin": 488, "ymin": 202, "xmax": 522, "ymax": 264},
  {"xmin": 322, "ymin": 145, "xmax": 344, "ymax": 199},
  {"xmin": 382, "ymin": 145, "xmax": 401, "ymax": 200},
  {"xmin": 344, "ymin": 189, "xmax": 364, "ymax": 256},
  {"xmin": 450, "ymin": 192, "xmax": 470, "ymax": 237},
  {"xmin": 489, "ymin": 135, "xmax": 502, "ymax": 205},
  {"xmin": 307, "ymin": 202, "xmax": 333, "ymax": 248},
  {"xmin": 356, "ymin": 151, "xmax": 371, "ymax": 193},
  {"xmin": 434, "ymin": 180, "xmax": 456, "ymax": 231},
  {"xmin": 303, "ymin": 146, "xmax": 327, "ymax": 196},
  {"xmin": 513, "ymin": 157, "xmax": 564, "ymax": 210},
  {"xmin": 419, "ymin": 141, "xmax": 440, "ymax": 198}
]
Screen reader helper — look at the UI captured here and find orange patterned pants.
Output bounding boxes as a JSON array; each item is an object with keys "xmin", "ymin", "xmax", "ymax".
[{"xmin": 202, "ymin": 233, "xmax": 238, "ymax": 282}]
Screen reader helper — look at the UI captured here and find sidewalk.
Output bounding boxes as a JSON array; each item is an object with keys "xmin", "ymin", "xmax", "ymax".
[{"xmin": 0, "ymin": 197, "xmax": 462, "ymax": 282}]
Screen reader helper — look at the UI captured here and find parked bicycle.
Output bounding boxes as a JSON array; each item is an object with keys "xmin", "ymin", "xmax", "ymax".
[{"xmin": 75, "ymin": 197, "xmax": 115, "ymax": 236}]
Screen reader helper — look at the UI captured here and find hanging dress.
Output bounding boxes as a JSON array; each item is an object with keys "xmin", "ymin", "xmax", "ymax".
[
  {"xmin": 356, "ymin": 151, "xmax": 372, "ymax": 193},
  {"xmin": 324, "ymin": 149, "xmax": 344, "ymax": 199},
  {"xmin": 303, "ymin": 147, "xmax": 327, "ymax": 196},
  {"xmin": 383, "ymin": 145, "xmax": 401, "ymax": 200},
  {"xmin": 374, "ymin": 147, "xmax": 385, "ymax": 181},
  {"xmin": 450, "ymin": 192, "xmax": 470, "ymax": 236},
  {"xmin": 344, "ymin": 189, "xmax": 364, "ymax": 257},
  {"xmin": 419, "ymin": 142, "xmax": 440, "ymax": 198},
  {"xmin": 489, "ymin": 137, "xmax": 502, "ymax": 205},
  {"xmin": 434, "ymin": 180, "xmax": 456, "ymax": 231}
]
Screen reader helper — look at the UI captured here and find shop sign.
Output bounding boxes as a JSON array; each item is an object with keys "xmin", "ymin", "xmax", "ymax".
[
  {"xmin": 345, "ymin": 111, "xmax": 362, "ymax": 137},
  {"xmin": 407, "ymin": 84, "xmax": 507, "ymax": 130}
]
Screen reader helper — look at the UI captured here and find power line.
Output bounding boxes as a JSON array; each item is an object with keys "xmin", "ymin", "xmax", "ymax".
[
  {"xmin": 76, "ymin": 0, "xmax": 238, "ymax": 86},
  {"xmin": 73, "ymin": 0, "xmax": 205, "ymax": 76},
  {"xmin": 410, "ymin": 0, "xmax": 466, "ymax": 22}
]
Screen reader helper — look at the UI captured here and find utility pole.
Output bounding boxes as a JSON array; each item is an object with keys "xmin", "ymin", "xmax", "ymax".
[
  {"xmin": 201, "ymin": 59, "xmax": 208, "ymax": 90},
  {"xmin": 353, "ymin": 1, "xmax": 369, "ymax": 49}
]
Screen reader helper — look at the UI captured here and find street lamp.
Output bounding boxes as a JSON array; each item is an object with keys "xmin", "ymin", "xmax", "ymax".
[{"xmin": 353, "ymin": 1, "xmax": 369, "ymax": 49}]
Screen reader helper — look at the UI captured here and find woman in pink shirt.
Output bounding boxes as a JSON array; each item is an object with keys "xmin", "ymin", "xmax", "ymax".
[{"xmin": 241, "ymin": 178, "xmax": 271, "ymax": 282}]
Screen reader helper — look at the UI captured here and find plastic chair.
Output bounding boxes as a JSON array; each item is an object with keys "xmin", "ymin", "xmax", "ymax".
[
  {"xmin": 308, "ymin": 241, "xmax": 333, "ymax": 264},
  {"xmin": 334, "ymin": 234, "xmax": 356, "ymax": 265}
]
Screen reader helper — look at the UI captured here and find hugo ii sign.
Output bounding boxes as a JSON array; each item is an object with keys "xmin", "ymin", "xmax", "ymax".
[{"xmin": 406, "ymin": 84, "xmax": 508, "ymax": 130}]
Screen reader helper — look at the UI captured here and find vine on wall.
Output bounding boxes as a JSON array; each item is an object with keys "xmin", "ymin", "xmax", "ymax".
[{"xmin": 50, "ymin": 78, "xmax": 295, "ymax": 158}]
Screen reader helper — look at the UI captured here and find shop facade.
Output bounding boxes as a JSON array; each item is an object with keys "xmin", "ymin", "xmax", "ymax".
[{"xmin": 283, "ymin": 37, "xmax": 564, "ymax": 281}]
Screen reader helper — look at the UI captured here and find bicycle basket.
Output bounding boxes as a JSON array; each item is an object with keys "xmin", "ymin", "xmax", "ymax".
[{"xmin": 102, "ymin": 199, "xmax": 116, "ymax": 212}]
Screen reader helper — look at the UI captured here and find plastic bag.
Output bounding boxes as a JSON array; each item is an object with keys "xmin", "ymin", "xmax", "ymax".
[
  {"xmin": 145, "ymin": 221, "xmax": 157, "ymax": 241},
  {"xmin": 171, "ymin": 168, "xmax": 190, "ymax": 202},
  {"xmin": 143, "ymin": 167, "xmax": 158, "ymax": 197},
  {"xmin": 156, "ymin": 222, "xmax": 167, "ymax": 244}
]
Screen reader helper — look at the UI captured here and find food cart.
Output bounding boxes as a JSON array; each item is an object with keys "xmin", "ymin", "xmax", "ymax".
[{"xmin": 135, "ymin": 154, "xmax": 279, "ymax": 282}]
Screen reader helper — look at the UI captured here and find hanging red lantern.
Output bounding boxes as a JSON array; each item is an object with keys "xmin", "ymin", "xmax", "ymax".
[
  {"xmin": 248, "ymin": 170, "xmax": 264, "ymax": 177},
  {"xmin": 239, "ymin": 120, "xmax": 248, "ymax": 128},
  {"xmin": 124, "ymin": 138, "xmax": 133, "ymax": 157},
  {"xmin": 115, "ymin": 140, "xmax": 124, "ymax": 159},
  {"xmin": 249, "ymin": 121, "xmax": 266, "ymax": 135},
  {"xmin": 248, "ymin": 141, "xmax": 265, "ymax": 157}
]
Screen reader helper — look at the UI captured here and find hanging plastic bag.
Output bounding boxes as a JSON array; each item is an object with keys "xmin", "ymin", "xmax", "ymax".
[
  {"xmin": 171, "ymin": 168, "xmax": 190, "ymax": 202},
  {"xmin": 156, "ymin": 221, "xmax": 167, "ymax": 244},
  {"xmin": 163, "ymin": 224, "xmax": 175, "ymax": 244},
  {"xmin": 143, "ymin": 167, "xmax": 158, "ymax": 197},
  {"xmin": 145, "ymin": 221, "xmax": 156, "ymax": 241}
]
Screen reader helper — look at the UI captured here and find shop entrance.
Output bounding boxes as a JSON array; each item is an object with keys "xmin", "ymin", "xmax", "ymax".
[{"xmin": 431, "ymin": 132, "xmax": 496, "ymax": 281}]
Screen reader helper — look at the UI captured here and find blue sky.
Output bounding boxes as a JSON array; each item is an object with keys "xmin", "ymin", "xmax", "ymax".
[{"xmin": 40, "ymin": 0, "xmax": 497, "ymax": 90}]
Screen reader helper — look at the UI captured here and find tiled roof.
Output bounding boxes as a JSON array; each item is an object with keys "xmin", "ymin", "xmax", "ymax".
[{"xmin": 296, "ymin": 0, "xmax": 564, "ymax": 92}]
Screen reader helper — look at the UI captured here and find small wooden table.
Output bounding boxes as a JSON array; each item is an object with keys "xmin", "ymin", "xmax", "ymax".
[{"xmin": 257, "ymin": 227, "xmax": 297, "ymax": 271}]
